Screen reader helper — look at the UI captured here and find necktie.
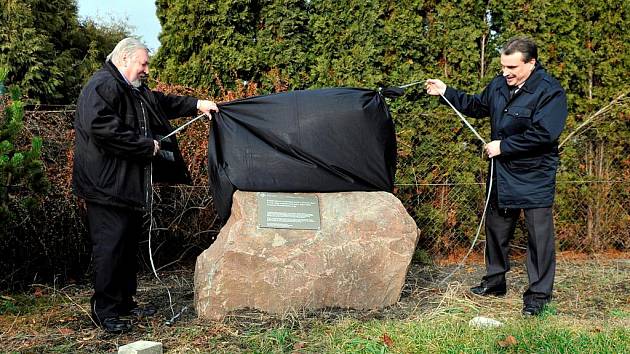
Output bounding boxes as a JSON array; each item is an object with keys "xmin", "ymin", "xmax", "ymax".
[{"xmin": 509, "ymin": 85, "xmax": 518, "ymax": 99}]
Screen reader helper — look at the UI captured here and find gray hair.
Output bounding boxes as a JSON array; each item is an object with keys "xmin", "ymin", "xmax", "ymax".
[{"xmin": 107, "ymin": 37, "xmax": 149, "ymax": 66}]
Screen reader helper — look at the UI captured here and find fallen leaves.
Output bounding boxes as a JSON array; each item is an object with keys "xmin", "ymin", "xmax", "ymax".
[
  {"xmin": 292, "ymin": 341, "xmax": 306, "ymax": 351},
  {"xmin": 497, "ymin": 335, "xmax": 518, "ymax": 348},
  {"xmin": 382, "ymin": 333, "xmax": 394, "ymax": 347},
  {"xmin": 58, "ymin": 327, "xmax": 74, "ymax": 335}
]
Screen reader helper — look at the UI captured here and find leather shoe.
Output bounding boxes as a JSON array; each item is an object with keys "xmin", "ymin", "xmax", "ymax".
[
  {"xmin": 470, "ymin": 283, "xmax": 507, "ymax": 296},
  {"xmin": 122, "ymin": 304, "xmax": 157, "ymax": 318},
  {"xmin": 522, "ymin": 303, "xmax": 544, "ymax": 316},
  {"xmin": 100, "ymin": 317, "xmax": 132, "ymax": 333}
]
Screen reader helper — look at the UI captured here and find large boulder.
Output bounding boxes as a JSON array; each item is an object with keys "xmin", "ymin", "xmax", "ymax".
[{"xmin": 194, "ymin": 191, "xmax": 418, "ymax": 320}]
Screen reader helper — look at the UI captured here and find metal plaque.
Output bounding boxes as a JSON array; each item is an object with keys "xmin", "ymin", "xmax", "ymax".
[{"xmin": 257, "ymin": 193, "xmax": 320, "ymax": 230}]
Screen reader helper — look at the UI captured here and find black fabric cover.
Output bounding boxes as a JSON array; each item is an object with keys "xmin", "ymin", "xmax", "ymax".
[
  {"xmin": 380, "ymin": 86, "xmax": 405, "ymax": 99},
  {"xmin": 208, "ymin": 87, "xmax": 397, "ymax": 221}
]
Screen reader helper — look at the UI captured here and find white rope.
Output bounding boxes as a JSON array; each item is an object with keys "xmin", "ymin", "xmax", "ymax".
[
  {"xmin": 147, "ymin": 167, "xmax": 192, "ymax": 325},
  {"xmin": 147, "ymin": 164, "xmax": 176, "ymax": 319},
  {"xmin": 439, "ymin": 92, "xmax": 487, "ymax": 145},
  {"xmin": 146, "ymin": 111, "xmax": 213, "ymax": 325},
  {"xmin": 440, "ymin": 159, "xmax": 493, "ymax": 284},
  {"xmin": 160, "ymin": 114, "xmax": 208, "ymax": 141},
  {"xmin": 148, "ymin": 111, "xmax": 216, "ymax": 324},
  {"xmin": 398, "ymin": 80, "xmax": 425, "ymax": 89},
  {"xmin": 398, "ymin": 82, "xmax": 493, "ymax": 277},
  {"xmin": 433, "ymin": 90, "xmax": 493, "ymax": 283}
]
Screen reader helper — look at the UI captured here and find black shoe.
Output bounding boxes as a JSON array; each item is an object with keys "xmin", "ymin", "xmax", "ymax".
[
  {"xmin": 121, "ymin": 304, "xmax": 157, "ymax": 318},
  {"xmin": 522, "ymin": 303, "xmax": 544, "ymax": 316},
  {"xmin": 100, "ymin": 317, "xmax": 132, "ymax": 333},
  {"xmin": 470, "ymin": 283, "xmax": 507, "ymax": 296}
]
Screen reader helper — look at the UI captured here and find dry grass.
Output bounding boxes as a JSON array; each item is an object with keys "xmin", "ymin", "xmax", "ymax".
[{"xmin": 0, "ymin": 253, "xmax": 628, "ymax": 352}]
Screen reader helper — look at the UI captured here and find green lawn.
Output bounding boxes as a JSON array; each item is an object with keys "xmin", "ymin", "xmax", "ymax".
[
  {"xmin": 236, "ymin": 315, "xmax": 629, "ymax": 353},
  {"xmin": 1, "ymin": 257, "xmax": 628, "ymax": 353}
]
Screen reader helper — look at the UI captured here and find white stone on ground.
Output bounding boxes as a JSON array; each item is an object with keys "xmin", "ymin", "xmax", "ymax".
[
  {"xmin": 118, "ymin": 340, "xmax": 163, "ymax": 354},
  {"xmin": 469, "ymin": 316, "xmax": 504, "ymax": 329}
]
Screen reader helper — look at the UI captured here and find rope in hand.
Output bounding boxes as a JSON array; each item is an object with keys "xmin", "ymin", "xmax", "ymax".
[
  {"xmin": 436, "ymin": 91, "xmax": 493, "ymax": 283},
  {"xmin": 160, "ymin": 113, "xmax": 209, "ymax": 142},
  {"xmin": 147, "ymin": 165, "xmax": 178, "ymax": 323},
  {"xmin": 399, "ymin": 80, "xmax": 494, "ymax": 283},
  {"xmin": 148, "ymin": 113, "xmax": 212, "ymax": 325}
]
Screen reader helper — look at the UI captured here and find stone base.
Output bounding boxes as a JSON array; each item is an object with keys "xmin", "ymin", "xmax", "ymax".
[{"xmin": 194, "ymin": 191, "xmax": 419, "ymax": 320}]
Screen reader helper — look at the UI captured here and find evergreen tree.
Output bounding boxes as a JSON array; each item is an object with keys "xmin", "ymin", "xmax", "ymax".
[
  {"xmin": 0, "ymin": 68, "xmax": 48, "ymax": 221},
  {"xmin": 255, "ymin": 0, "xmax": 311, "ymax": 92},
  {"xmin": 308, "ymin": 0, "xmax": 387, "ymax": 88},
  {"xmin": 380, "ymin": 0, "xmax": 434, "ymax": 87},
  {"xmin": 0, "ymin": 0, "xmax": 63, "ymax": 102},
  {"xmin": 0, "ymin": 0, "xmax": 129, "ymax": 103},
  {"xmin": 153, "ymin": 0, "xmax": 260, "ymax": 95},
  {"xmin": 428, "ymin": 0, "xmax": 492, "ymax": 90},
  {"xmin": 148, "ymin": 0, "xmax": 629, "ymax": 253}
]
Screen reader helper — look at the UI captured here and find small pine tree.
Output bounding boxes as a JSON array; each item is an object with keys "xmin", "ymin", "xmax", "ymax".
[{"xmin": 0, "ymin": 67, "xmax": 49, "ymax": 222}]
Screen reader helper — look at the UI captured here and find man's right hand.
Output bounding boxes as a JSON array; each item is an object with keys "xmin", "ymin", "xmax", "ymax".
[
  {"xmin": 197, "ymin": 100, "xmax": 219, "ymax": 116},
  {"xmin": 153, "ymin": 140, "xmax": 160, "ymax": 156},
  {"xmin": 425, "ymin": 79, "xmax": 447, "ymax": 96}
]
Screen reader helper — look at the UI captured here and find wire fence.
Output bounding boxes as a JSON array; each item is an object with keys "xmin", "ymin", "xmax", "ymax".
[
  {"xmin": 0, "ymin": 108, "xmax": 627, "ymax": 288},
  {"xmin": 12, "ymin": 109, "xmax": 630, "ymax": 258},
  {"xmin": 394, "ymin": 179, "xmax": 629, "ymax": 256},
  {"xmin": 20, "ymin": 108, "xmax": 630, "ymax": 255}
]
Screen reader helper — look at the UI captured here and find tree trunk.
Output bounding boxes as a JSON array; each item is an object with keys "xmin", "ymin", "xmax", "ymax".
[{"xmin": 480, "ymin": 32, "xmax": 486, "ymax": 79}]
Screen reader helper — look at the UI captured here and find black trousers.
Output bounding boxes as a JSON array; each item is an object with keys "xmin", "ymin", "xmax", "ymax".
[
  {"xmin": 86, "ymin": 202, "xmax": 142, "ymax": 321},
  {"xmin": 482, "ymin": 187, "xmax": 556, "ymax": 305}
]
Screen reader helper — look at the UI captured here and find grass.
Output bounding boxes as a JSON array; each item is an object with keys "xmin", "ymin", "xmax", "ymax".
[
  {"xmin": 306, "ymin": 317, "xmax": 629, "ymax": 353},
  {"xmin": 0, "ymin": 255, "xmax": 628, "ymax": 353}
]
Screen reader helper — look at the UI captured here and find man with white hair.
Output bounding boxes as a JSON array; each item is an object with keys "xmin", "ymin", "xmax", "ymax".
[{"xmin": 73, "ymin": 37, "xmax": 218, "ymax": 333}]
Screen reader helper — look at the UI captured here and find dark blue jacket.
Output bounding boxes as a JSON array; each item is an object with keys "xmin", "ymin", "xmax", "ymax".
[{"xmin": 443, "ymin": 63, "xmax": 567, "ymax": 208}]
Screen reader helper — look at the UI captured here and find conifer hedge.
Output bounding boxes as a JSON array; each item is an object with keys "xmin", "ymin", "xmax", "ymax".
[
  {"xmin": 0, "ymin": 0, "xmax": 627, "ymax": 288},
  {"xmin": 153, "ymin": 0, "xmax": 629, "ymax": 253}
]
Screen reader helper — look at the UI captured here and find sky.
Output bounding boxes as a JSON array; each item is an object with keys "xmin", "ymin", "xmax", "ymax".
[{"xmin": 76, "ymin": 0, "xmax": 162, "ymax": 52}]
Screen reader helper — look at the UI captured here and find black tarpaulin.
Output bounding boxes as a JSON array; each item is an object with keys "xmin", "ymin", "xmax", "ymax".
[{"xmin": 208, "ymin": 87, "xmax": 397, "ymax": 221}]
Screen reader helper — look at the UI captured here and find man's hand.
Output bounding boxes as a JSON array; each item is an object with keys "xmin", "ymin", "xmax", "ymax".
[
  {"xmin": 485, "ymin": 140, "xmax": 501, "ymax": 158},
  {"xmin": 197, "ymin": 100, "xmax": 219, "ymax": 116},
  {"xmin": 153, "ymin": 140, "xmax": 160, "ymax": 156},
  {"xmin": 425, "ymin": 79, "xmax": 447, "ymax": 96}
]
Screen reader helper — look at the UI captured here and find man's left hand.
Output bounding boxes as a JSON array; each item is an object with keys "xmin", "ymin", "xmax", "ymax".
[{"xmin": 485, "ymin": 140, "xmax": 501, "ymax": 158}]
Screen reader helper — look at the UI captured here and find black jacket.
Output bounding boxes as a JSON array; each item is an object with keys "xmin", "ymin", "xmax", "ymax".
[
  {"xmin": 443, "ymin": 63, "xmax": 567, "ymax": 208},
  {"xmin": 72, "ymin": 60, "xmax": 198, "ymax": 209}
]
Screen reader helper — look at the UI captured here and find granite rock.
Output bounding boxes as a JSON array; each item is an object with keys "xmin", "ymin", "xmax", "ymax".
[{"xmin": 194, "ymin": 191, "xmax": 418, "ymax": 320}]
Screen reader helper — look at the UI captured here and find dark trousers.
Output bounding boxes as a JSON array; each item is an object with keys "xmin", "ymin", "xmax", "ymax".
[
  {"xmin": 482, "ymin": 190, "xmax": 556, "ymax": 305},
  {"xmin": 86, "ymin": 202, "xmax": 142, "ymax": 322}
]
